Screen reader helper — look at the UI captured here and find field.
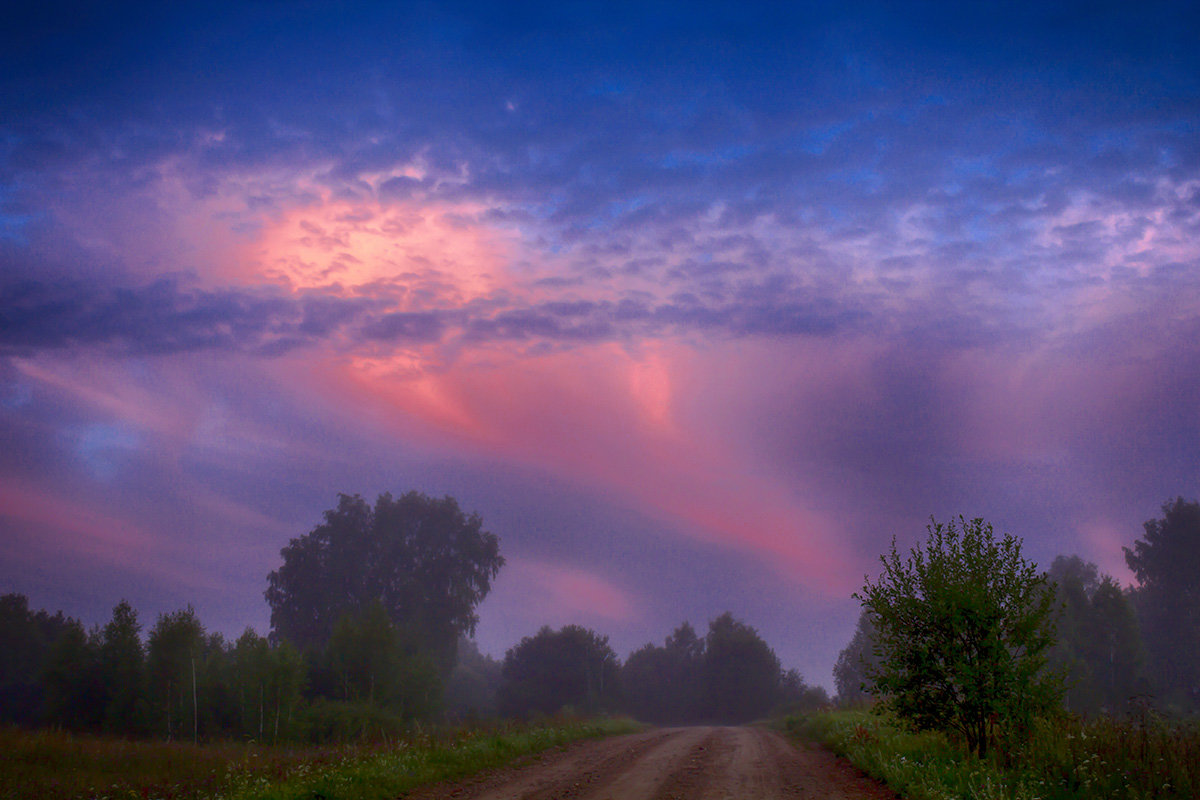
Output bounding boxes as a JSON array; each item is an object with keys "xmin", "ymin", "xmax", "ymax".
[
  {"xmin": 0, "ymin": 717, "xmax": 639, "ymax": 800},
  {"xmin": 789, "ymin": 709, "xmax": 1200, "ymax": 800}
]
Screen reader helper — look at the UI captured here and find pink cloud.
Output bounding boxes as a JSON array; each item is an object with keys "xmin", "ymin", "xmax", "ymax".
[
  {"xmin": 240, "ymin": 197, "xmax": 523, "ymax": 301},
  {"xmin": 0, "ymin": 477, "xmax": 156, "ymax": 556},
  {"xmin": 1077, "ymin": 518, "xmax": 1137, "ymax": 587},
  {"xmin": 504, "ymin": 558, "xmax": 637, "ymax": 624},
  {"xmin": 0, "ymin": 477, "xmax": 220, "ymax": 592},
  {"xmin": 298, "ymin": 339, "xmax": 858, "ymax": 594}
]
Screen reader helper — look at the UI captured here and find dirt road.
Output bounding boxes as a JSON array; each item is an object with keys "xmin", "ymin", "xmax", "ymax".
[{"xmin": 406, "ymin": 726, "xmax": 898, "ymax": 800}]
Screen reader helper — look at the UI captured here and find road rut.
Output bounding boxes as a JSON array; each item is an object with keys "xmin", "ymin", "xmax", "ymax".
[{"xmin": 405, "ymin": 726, "xmax": 898, "ymax": 800}]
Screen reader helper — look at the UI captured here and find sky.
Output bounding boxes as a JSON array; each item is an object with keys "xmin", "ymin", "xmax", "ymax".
[{"xmin": 1, "ymin": 1, "xmax": 1198, "ymax": 690}]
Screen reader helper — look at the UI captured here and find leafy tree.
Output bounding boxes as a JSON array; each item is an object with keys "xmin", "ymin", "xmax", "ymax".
[
  {"xmin": 265, "ymin": 640, "xmax": 305, "ymax": 739},
  {"xmin": 1046, "ymin": 556, "xmax": 1145, "ymax": 715},
  {"xmin": 1088, "ymin": 578, "xmax": 1145, "ymax": 711},
  {"xmin": 265, "ymin": 492, "xmax": 504, "ymax": 673},
  {"xmin": 322, "ymin": 601, "xmax": 442, "ymax": 719},
  {"xmin": 389, "ymin": 643, "xmax": 442, "ymax": 721},
  {"xmin": 1124, "ymin": 497, "xmax": 1200, "ymax": 711},
  {"xmin": 233, "ymin": 629, "xmax": 304, "ymax": 741},
  {"xmin": 327, "ymin": 602, "xmax": 401, "ymax": 706},
  {"xmin": 702, "ymin": 612, "xmax": 781, "ymax": 724},
  {"xmin": 834, "ymin": 610, "xmax": 880, "ymax": 706},
  {"xmin": 663, "ymin": 621, "xmax": 706, "ymax": 720},
  {"xmin": 233, "ymin": 628, "xmax": 273, "ymax": 738},
  {"xmin": 41, "ymin": 618, "xmax": 101, "ymax": 730},
  {"xmin": 498, "ymin": 625, "xmax": 620, "ymax": 717},
  {"xmin": 98, "ymin": 600, "xmax": 147, "ymax": 735},
  {"xmin": 147, "ymin": 607, "xmax": 205, "ymax": 741},
  {"xmin": 0, "ymin": 594, "xmax": 77, "ymax": 725},
  {"xmin": 623, "ymin": 616, "xmax": 788, "ymax": 724},
  {"xmin": 444, "ymin": 637, "xmax": 502, "ymax": 719},
  {"xmin": 195, "ymin": 632, "xmax": 238, "ymax": 736},
  {"xmin": 0, "ymin": 593, "xmax": 40, "ymax": 724},
  {"xmin": 621, "ymin": 621, "xmax": 706, "ymax": 724},
  {"xmin": 777, "ymin": 668, "xmax": 829, "ymax": 713},
  {"xmin": 856, "ymin": 516, "xmax": 1059, "ymax": 758}
]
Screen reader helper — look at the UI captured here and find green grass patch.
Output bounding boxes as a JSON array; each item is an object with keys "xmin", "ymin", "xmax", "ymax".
[
  {"xmin": 0, "ymin": 716, "xmax": 641, "ymax": 800},
  {"xmin": 224, "ymin": 716, "xmax": 639, "ymax": 800},
  {"xmin": 787, "ymin": 710, "xmax": 1200, "ymax": 800}
]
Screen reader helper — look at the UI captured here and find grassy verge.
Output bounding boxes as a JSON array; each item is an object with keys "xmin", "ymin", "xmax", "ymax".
[
  {"xmin": 224, "ymin": 716, "xmax": 640, "ymax": 800},
  {"xmin": 787, "ymin": 710, "xmax": 1200, "ymax": 800},
  {"xmin": 0, "ymin": 716, "xmax": 641, "ymax": 800}
]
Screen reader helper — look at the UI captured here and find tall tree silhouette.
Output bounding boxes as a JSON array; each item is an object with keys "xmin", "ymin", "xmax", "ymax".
[
  {"xmin": 99, "ymin": 600, "xmax": 147, "ymax": 735},
  {"xmin": 702, "ymin": 612, "xmax": 781, "ymax": 723},
  {"xmin": 1125, "ymin": 497, "xmax": 1200, "ymax": 711}
]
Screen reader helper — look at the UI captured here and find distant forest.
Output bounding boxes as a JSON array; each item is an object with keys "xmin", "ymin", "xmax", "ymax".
[
  {"xmin": 0, "ymin": 599, "xmax": 824, "ymax": 742},
  {"xmin": 1, "ymin": 493, "xmax": 1197, "ymax": 742},
  {"xmin": 0, "ymin": 491, "xmax": 825, "ymax": 742}
]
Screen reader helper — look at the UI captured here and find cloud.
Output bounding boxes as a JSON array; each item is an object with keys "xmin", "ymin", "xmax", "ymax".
[
  {"xmin": 0, "ymin": 268, "xmax": 878, "ymax": 358},
  {"xmin": 3, "ymin": 0, "xmax": 1200, "ymax": 690},
  {"xmin": 0, "ymin": 277, "xmax": 321, "ymax": 356},
  {"xmin": 504, "ymin": 558, "xmax": 637, "ymax": 624}
]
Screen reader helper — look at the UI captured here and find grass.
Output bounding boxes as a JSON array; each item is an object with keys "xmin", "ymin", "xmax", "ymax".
[
  {"xmin": 0, "ymin": 716, "xmax": 641, "ymax": 800},
  {"xmin": 788, "ymin": 709, "xmax": 1200, "ymax": 800}
]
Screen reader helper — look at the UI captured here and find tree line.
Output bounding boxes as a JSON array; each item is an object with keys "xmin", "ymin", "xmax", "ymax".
[
  {"xmin": 833, "ymin": 497, "xmax": 1200, "ymax": 758},
  {"xmin": 498, "ymin": 613, "xmax": 828, "ymax": 724},
  {"xmin": 4, "ymin": 490, "xmax": 1195, "ymax": 745},
  {"xmin": 0, "ymin": 597, "xmax": 823, "ymax": 740},
  {"xmin": 0, "ymin": 490, "xmax": 826, "ymax": 741},
  {"xmin": 0, "ymin": 596, "xmax": 309, "ymax": 740}
]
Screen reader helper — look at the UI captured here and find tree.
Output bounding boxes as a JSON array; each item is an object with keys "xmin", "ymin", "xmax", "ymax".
[
  {"xmin": 98, "ymin": 600, "xmax": 147, "ymax": 735},
  {"xmin": 327, "ymin": 603, "xmax": 401, "ymax": 706},
  {"xmin": 233, "ymin": 628, "xmax": 272, "ymax": 738},
  {"xmin": 498, "ymin": 625, "xmax": 620, "ymax": 717},
  {"xmin": 833, "ymin": 610, "xmax": 880, "ymax": 706},
  {"xmin": 1087, "ymin": 578, "xmax": 1145, "ymax": 712},
  {"xmin": 233, "ymin": 629, "xmax": 304, "ymax": 741},
  {"xmin": 856, "ymin": 516, "xmax": 1059, "ymax": 758},
  {"xmin": 1046, "ymin": 556, "xmax": 1145, "ymax": 715},
  {"xmin": 41, "ymin": 618, "xmax": 101, "ymax": 730},
  {"xmin": 147, "ymin": 607, "xmax": 205, "ymax": 741},
  {"xmin": 444, "ymin": 637, "xmax": 502, "ymax": 719},
  {"xmin": 777, "ymin": 668, "xmax": 829, "ymax": 713},
  {"xmin": 0, "ymin": 594, "xmax": 77, "ymax": 726},
  {"xmin": 194, "ymin": 632, "xmax": 237, "ymax": 736},
  {"xmin": 702, "ymin": 612, "xmax": 781, "ymax": 724},
  {"xmin": 265, "ymin": 492, "xmax": 504, "ymax": 673},
  {"xmin": 621, "ymin": 621, "xmax": 706, "ymax": 724},
  {"xmin": 1124, "ymin": 497, "xmax": 1200, "ymax": 711}
]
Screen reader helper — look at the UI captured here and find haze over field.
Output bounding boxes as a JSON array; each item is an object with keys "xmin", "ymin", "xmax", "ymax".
[{"xmin": 2, "ymin": 1, "xmax": 1198, "ymax": 688}]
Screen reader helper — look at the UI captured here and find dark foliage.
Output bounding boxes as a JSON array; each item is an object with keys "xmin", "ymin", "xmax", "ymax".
[
  {"xmin": 833, "ymin": 610, "xmax": 879, "ymax": 706},
  {"xmin": 621, "ymin": 613, "xmax": 801, "ymax": 724},
  {"xmin": 0, "ymin": 593, "xmax": 77, "ymax": 726},
  {"xmin": 498, "ymin": 625, "xmax": 620, "ymax": 717},
  {"xmin": 621, "ymin": 621, "xmax": 706, "ymax": 724},
  {"xmin": 444, "ymin": 636, "xmax": 502, "ymax": 720},
  {"xmin": 703, "ymin": 612, "xmax": 781, "ymax": 724},
  {"xmin": 1046, "ymin": 555, "xmax": 1146, "ymax": 715},
  {"xmin": 264, "ymin": 491, "xmax": 504, "ymax": 675},
  {"xmin": 1125, "ymin": 497, "xmax": 1200, "ymax": 712}
]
